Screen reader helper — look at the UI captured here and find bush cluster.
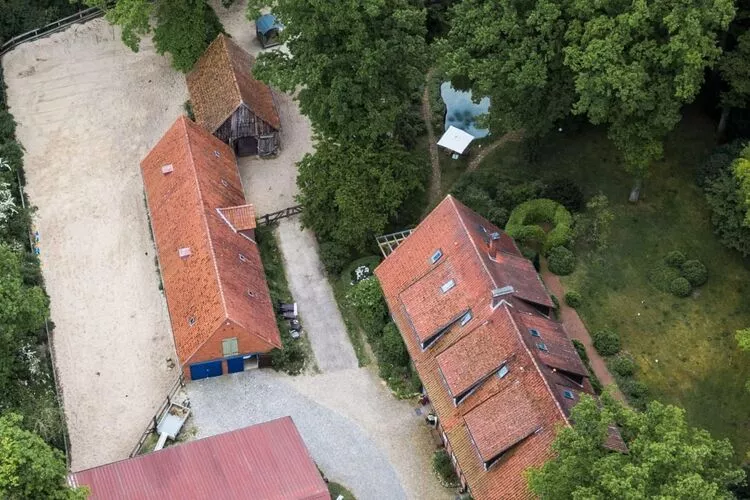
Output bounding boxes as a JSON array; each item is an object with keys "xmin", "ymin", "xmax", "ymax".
[
  {"xmin": 346, "ymin": 277, "xmax": 388, "ymax": 338},
  {"xmin": 564, "ymin": 290, "xmax": 582, "ymax": 308},
  {"xmin": 681, "ymin": 259, "xmax": 707, "ymax": 286},
  {"xmin": 592, "ymin": 328, "xmax": 620, "ymax": 356},
  {"xmin": 547, "ymin": 246, "xmax": 576, "ymax": 275},
  {"xmin": 609, "ymin": 354, "xmax": 635, "ymax": 377},
  {"xmin": 506, "ymin": 198, "xmax": 574, "ymax": 253},
  {"xmin": 669, "ymin": 276, "xmax": 692, "ymax": 297},
  {"xmin": 432, "ymin": 450, "xmax": 460, "ymax": 487},
  {"xmin": 648, "ymin": 251, "xmax": 708, "ymax": 297}
]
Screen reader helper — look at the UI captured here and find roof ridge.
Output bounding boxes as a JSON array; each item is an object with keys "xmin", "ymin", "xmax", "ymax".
[
  {"xmin": 181, "ymin": 118, "xmax": 231, "ymax": 363},
  {"xmin": 502, "ymin": 303, "xmax": 569, "ymax": 424},
  {"xmin": 220, "ymin": 34, "xmax": 244, "ymax": 110},
  {"xmin": 448, "ymin": 195, "xmax": 499, "ymax": 290}
]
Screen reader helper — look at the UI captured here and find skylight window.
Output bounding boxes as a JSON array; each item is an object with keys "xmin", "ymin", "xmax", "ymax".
[
  {"xmin": 239, "ymin": 253, "xmax": 247, "ymax": 263},
  {"xmin": 188, "ymin": 316, "xmax": 196, "ymax": 327},
  {"xmin": 460, "ymin": 311, "xmax": 472, "ymax": 326},
  {"xmin": 563, "ymin": 390, "xmax": 574, "ymax": 400},
  {"xmin": 529, "ymin": 328, "xmax": 540, "ymax": 337},
  {"xmin": 536, "ymin": 342, "xmax": 548, "ymax": 352},
  {"xmin": 497, "ymin": 365, "xmax": 509, "ymax": 379},
  {"xmin": 213, "ymin": 150, "xmax": 221, "ymax": 157},
  {"xmin": 440, "ymin": 279, "xmax": 456, "ymax": 293},
  {"xmin": 430, "ymin": 249, "xmax": 443, "ymax": 264}
]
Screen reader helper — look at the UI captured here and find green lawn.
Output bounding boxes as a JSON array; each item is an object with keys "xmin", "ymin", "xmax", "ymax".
[{"xmin": 475, "ymin": 109, "xmax": 750, "ymax": 458}]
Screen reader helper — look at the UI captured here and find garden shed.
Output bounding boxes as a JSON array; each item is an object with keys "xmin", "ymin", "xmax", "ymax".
[
  {"xmin": 256, "ymin": 14, "xmax": 283, "ymax": 48},
  {"xmin": 437, "ymin": 125, "xmax": 475, "ymax": 156},
  {"xmin": 187, "ymin": 34, "xmax": 281, "ymax": 157}
]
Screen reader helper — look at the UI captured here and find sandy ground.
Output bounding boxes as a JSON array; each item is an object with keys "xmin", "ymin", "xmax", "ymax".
[{"xmin": 2, "ymin": 20, "xmax": 184, "ymax": 470}]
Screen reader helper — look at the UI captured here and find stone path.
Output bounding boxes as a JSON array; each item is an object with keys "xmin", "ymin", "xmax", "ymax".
[
  {"xmin": 541, "ymin": 265, "xmax": 626, "ymax": 402},
  {"xmin": 275, "ymin": 218, "xmax": 358, "ymax": 372}
]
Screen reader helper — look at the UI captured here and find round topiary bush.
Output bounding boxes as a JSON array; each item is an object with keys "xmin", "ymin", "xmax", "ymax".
[
  {"xmin": 664, "ymin": 250, "xmax": 686, "ymax": 268},
  {"xmin": 564, "ymin": 290, "xmax": 582, "ymax": 308},
  {"xmin": 680, "ymin": 259, "xmax": 707, "ymax": 287},
  {"xmin": 592, "ymin": 328, "xmax": 620, "ymax": 356},
  {"xmin": 609, "ymin": 354, "xmax": 635, "ymax": 377},
  {"xmin": 547, "ymin": 246, "xmax": 576, "ymax": 276},
  {"xmin": 669, "ymin": 277, "xmax": 692, "ymax": 298},
  {"xmin": 505, "ymin": 198, "xmax": 573, "ymax": 253}
]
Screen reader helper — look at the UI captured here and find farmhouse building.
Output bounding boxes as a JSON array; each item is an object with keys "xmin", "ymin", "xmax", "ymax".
[
  {"xmin": 187, "ymin": 34, "xmax": 281, "ymax": 157},
  {"xmin": 69, "ymin": 417, "xmax": 330, "ymax": 500},
  {"xmin": 141, "ymin": 116, "xmax": 280, "ymax": 381},
  {"xmin": 375, "ymin": 195, "xmax": 625, "ymax": 499}
]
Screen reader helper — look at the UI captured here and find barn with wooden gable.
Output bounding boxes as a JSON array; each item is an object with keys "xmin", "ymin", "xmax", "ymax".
[
  {"xmin": 141, "ymin": 116, "xmax": 281, "ymax": 381},
  {"xmin": 187, "ymin": 34, "xmax": 281, "ymax": 157}
]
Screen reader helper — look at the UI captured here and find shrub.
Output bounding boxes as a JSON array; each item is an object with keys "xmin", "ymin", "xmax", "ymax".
[
  {"xmin": 664, "ymin": 250, "xmax": 686, "ymax": 268},
  {"xmin": 183, "ymin": 100, "xmax": 195, "ymax": 121},
  {"xmin": 346, "ymin": 277, "xmax": 388, "ymax": 339},
  {"xmin": 705, "ymin": 167, "xmax": 750, "ymax": 256},
  {"xmin": 669, "ymin": 277, "xmax": 692, "ymax": 298},
  {"xmin": 609, "ymin": 354, "xmax": 635, "ymax": 377},
  {"xmin": 572, "ymin": 339, "xmax": 603, "ymax": 394},
  {"xmin": 564, "ymin": 290, "xmax": 582, "ymax": 308},
  {"xmin": 376, "ymin": 322, "xmax": 409, "ymax": 368},
  {"xmin": 647, "ymin": 263, "xmax": 682, "ymax": 293},
  {"xmin": 542, "ymin": 178, "xmax": 584, "ymax": 212},
  {"xmin": 622, "ymin": 379, "xmax": 649, "ymax": 400},
  {"xmin": 680, "ymin": 259, "xmax": 707, "ymax": 286},
  {"xmin": 697, "ymin": 140, "xmax": 746, "ymax": 186},
  {"xmin": 547, "ymin": 246, "xmax": 575, "ymax": 275},
  {"xmin": 506, "ymin": 198, "xmax": 573, "ymax": 253},
  {"xmin": 432, "ymin": 450, "xmax": 459, "ymax": 487},
  {"xmin": 573, "ymin": 194, "xmax": 614, "ymax": 251},
  {"xmin": 319, "ymin": 241, "xmax": 351, "ymax": 275},
  {"xmin": 270, "ymin": 327, "xmax": 306, "ymax": 375},
  {"xmin": 0, "ymin": 109, "xmax": 15, "ymax": 142},
  {"xmin": 592, "ymin": 328, "xmax": 620, "ymax": 356}
]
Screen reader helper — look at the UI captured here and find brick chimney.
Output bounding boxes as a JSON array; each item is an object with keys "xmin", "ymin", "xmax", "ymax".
[{"xmin": 488, "ymin": 232, "xmax": 501, "ymax": 259}]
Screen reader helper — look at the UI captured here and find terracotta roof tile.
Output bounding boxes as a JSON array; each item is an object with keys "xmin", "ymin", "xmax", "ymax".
[
  {"xmin": 218, "ymin": 204, "xmax": 256, "ymax": 232},
  {"xmin": 141, "ymin": 116, "xmax": 280, "ymax": 367},
  {"xmin": 514, "ymin": 311, "xmax": 588, "ymax": 377},
  {"xmin": 187, "ymin": 34, "xmax": 280, "ymax": 134}
]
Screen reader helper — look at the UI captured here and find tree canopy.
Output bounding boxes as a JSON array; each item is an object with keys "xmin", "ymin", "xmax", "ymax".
[
  {"xmin": 82, "ymin": 0, "xmax": 223, "ymax": 72},
  {"xmin": 296, "ymin": 138, "xmax": 425, "ymax": 251},
  {"xmin": 247, "ymin": 0, "xmax": 428, "ymax": 144},
  {"xmin": 0, "ymin": 413, "xmax": 86, "ymax": 499},
  {"xmin": 527, "ymin": 394, "xmax": 744, "ymax": 499}
]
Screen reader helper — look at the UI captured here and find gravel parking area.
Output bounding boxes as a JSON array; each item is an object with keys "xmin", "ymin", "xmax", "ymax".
[{"xmin": 187, "ymin": 368, "xmax": 451, "ymax": 500}]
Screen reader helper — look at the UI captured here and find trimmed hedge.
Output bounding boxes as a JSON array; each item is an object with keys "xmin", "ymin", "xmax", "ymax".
[
  {"xmin": 592, "ymin": 328, "xmax": 620, "ymax": 356},
  {"xmin": 681, "ymin": 259, "xmax": 707, "ymax": 286},
  {"xmin": 664, "ymin": 250, "xmax": 686, "ymax": 267},
  {"xmin": 547, "ymin": 246, "xmax": 576, "ymax": 276},
  {"xmin": 669, "ymin": 277, "xmax": 692, "ymax": 298},
  {"xmin": 564, "ymin": 290, "xmax": 582, "ymax": 308},
  {"xmin": 505, "ymin": 198, "xmax": 573, "ymax": 254}
]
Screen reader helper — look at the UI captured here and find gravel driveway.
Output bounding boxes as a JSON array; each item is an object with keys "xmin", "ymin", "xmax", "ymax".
[{"xmin": 187, "ymin": 368, "xmax": 450, "ymax": 500}]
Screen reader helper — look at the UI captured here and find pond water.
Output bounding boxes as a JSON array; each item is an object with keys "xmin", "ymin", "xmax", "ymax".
[{"xmin": 441, "ymin": 82, "xmax": 490, "ymax": 138}]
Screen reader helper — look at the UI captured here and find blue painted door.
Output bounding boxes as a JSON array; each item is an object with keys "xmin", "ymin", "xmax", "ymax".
[
  {"xmin": 226, "ymin": 356, "xmax": 245, "ymax": 374},
  {"xmin": 189, "ymin": 360, "xmax": 223, "ymax": 380}
]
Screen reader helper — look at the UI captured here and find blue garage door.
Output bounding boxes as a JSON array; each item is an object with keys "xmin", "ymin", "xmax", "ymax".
[
  {"xmin": 190, "ymin": 360, "xmax": 223, "ymax": 380},
  {"xmin": 226, "ymin": 356, "xmax": 245, "ymax": 374}
]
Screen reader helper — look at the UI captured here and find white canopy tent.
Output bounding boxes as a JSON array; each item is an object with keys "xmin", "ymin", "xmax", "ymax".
[{"xmin": 437, "ymin": 125, "xmax": 475, "ymax": 155}]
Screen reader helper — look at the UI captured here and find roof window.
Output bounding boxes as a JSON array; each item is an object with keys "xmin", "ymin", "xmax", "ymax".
[
  {"xmin": 161, "ymin": 164, "xmax": 174, "ymax": 175},
  {"xmin": 178, "ymin": 247, "xmax": 191, "ymax": 258},
  {"xmin": 497, "ymin": 365, "xmax": 509, "ymax": 379},
  {"xmin": 430, "ymin": 249, "xmax": 443, "ymax": 264},
  {"xmin": 479, "ymin": 225, "xmax": 487, "ymax": 233},
  {"xmin": 213, "ymin": 150, "xmax": 221, "ymax": 157},
  {"xmin": 247, "ymin": 289, "xmax": 255, "ymax": 298},
  {"xmin": 563, "ymin": 390, "xmax": 574, "ymax": 400},
  {"xmin": 188, "ymin": 316, "xmax": 196, "ymax": 327},
  {"xmin": 460, "ymin": 311, "xmax": 472, "ymax": 326},
  {"xmin": 529, "ymin": 328, "xmax": 540, "ymax": 337},
  {"xmin": 221, "ymin": 178, "xmax": 229, "ymax": 187},
  {"xmin": 492, "ymin": 285, "xmax": 514, "ymax": 298},
  {"xmin": 440, "ymin": 279, "xmax": 456, "ymax": 294},
  {"xmin": 239, "ymin": 253, "xmax": 247, "ymax": 262},
  {"xmin": 536, "ymin": 342, "xmax": 548, "ymax": 352}
]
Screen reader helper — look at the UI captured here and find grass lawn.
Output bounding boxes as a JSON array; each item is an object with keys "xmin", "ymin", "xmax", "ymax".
[
  {"xmin": 327, "ymin": 481, "xmax": 357, "ymax": 499},
  {"xmin": 474, "ymin": 109, "xmax": 750, "ymax": 458}
]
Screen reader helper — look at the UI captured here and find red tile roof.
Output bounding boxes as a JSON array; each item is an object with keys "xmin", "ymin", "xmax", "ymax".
[
  {"xmin": 141, "ymin": 116, "xmax": 281, "ymax": 367},
  {"xmin": 187, "ymin": 34, "xmax": 281, "ymax": 134},
  {"xmin": 374, "ymin": 195, "xmax": 617, "ymax": 500},
  {"xmin": 218, "ymin": 204, "xmax": 257, "ymax": 231},
  {"xmin": 69, "ymin": 417, "xmax": 330, "ymax": 500}
]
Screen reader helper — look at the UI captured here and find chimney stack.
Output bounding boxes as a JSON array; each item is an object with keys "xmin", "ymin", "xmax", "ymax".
[{"xmin": 488, "ymin": 232, "xmax": 501, "ymax": 259}]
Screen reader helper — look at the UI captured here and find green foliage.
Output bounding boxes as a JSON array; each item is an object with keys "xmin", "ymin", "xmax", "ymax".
[
  {"xmin": 609, "ymin": 353, "xmax": 635, "ymax": 377},
  {"xmin": 697, "ymin": 140, "xmax": 745, "ymax": 187},
  {"xmin": 82, "ymin": 0, "xmax": 152, "ymax": 52},
  {"xmin": 0, "ymin": 110, "xmax": 16, "ymax": 143},
  {"xmin": 432, "ymin": 449, "xmax": 459, "ymax": 487},
  {"xmin": 183, "ymin": 100, "xmax": 195, "ymax": 121},
  {"xmin": 621, "ymin": 378, "xmax": 650, "ymax": 402},
  {"xmin": 0, "ymin": 413, "xmax": 86, "ymax": 499},
  {"xmin": 0, "ymin": 0, "xmax": 83, "ymax": 46},
  {"xmin": 705, "ymin": 164, "xmax": 750, "ymax": 256},
  {"xmin": 732, "ymin": 145, "xmax": 750, "ymax": 225},
  {"xmin": 527, "ymin": 395, "xmax": 744, "ymax": 499},
  {"xmin": 573, "ymin": 194, "xmax": 615, "ymax": 251},
  {"xmin": 564, "ymin": 290, "xmax": 582, "ymax": 308},
  {"xmin": 439, "ymin": 0, "xmax": 576, "ymax": 137},
  {"xmin": 319, "ymin": 241, "xmax": 353, "ymax": 276},
  {"xmin": 346, "ymin": 277, "xmax": 388, "ymax": 340},
  {"xmin": 572, "ymin": 339, "xmax": 602, "ymax": 394},
  {"xmin": 297, "ymin": 138, "xmax": 426, "ymax": 251},
  {"xmin": 680, "ymin": 259, "xmax": 708, "ymax": 287},
  {"xmin": 541, "ymin": 178, "xmax": 584, "ymax": 212},
  {"xmin": 592, "ymin": 327, "xmax": 620, "ymax": 356},
  {"xmin": 664, "ymin": 250, "xmax": 687, "ymax": 267},
  {"xmin": 720, "ymin": 30, "xmax": 750, "ymax": 109},
  {"xmin": 564, "ymin": 0, "xmax": 733, "ymax": 176},
  {"xmin": 452, "ymin": 172, "xmax": 544, "ymax": 228},
  {"xmin": 547, "ymin": 246, "xmax": 576, "ymax": 276},
  {"xmin": 247, "ymin": 0, "xmax": 427, "ymax": 145},
  {"xmin": 669, "ymin": 277, "xmax": 692, "ymax": 298},
  {"xmin": 375, "ymin": 322, "xmax": 409, "ymax": 368},
  {"xmin": 153, "ymin": 0, "xmax": 224, "ymax": 72},
  {"xmin": 505, "ymin": 198, "xmax": 573, "ymax": 253},
  {"xmin": 648, "ymin": 262, "xmax": 682, "ymax": 293},
  {"xmin": 270, "ymin": 326, "xmax": 306, "ymax": 375}
]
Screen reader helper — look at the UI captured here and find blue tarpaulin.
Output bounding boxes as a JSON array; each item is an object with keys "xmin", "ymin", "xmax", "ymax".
[{"xmin": 256, "ymin": 14, "xmax": 282, "ymax": 36}]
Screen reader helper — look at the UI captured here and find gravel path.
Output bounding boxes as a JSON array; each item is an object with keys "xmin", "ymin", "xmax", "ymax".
[
  {"xmin": 275, "ymin": 218, "xmax": 358, "ymax": 371},
  {"xmin": 186, "ymin": 368, "xmax": 451, "ymax": 500}
]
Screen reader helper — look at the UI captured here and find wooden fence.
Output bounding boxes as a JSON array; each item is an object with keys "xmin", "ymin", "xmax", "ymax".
[
  {"xmin": 129, "ymin": 373, "xmax": 186, "ymax": 458},
  {"xmin": 0, "ymin": 6, "xmax": 108, "ymax": 57},
  {"xmin": 256, "ymin": 205, "xmax": 303, "ymax": 226}
]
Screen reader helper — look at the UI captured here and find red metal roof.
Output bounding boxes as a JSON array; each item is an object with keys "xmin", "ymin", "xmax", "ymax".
[{"xmin": 69, "ymin": 417, "xmax": 330, "ymax": 500}]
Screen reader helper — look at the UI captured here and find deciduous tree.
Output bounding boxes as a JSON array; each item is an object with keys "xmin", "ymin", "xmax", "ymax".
[
  {"xmin": 246, "ymin": 0, "xmax": 428, "ymax": 144},
  {"xmin": 527, "ymin": 393, "xmax": 744, "ymax": 499}
]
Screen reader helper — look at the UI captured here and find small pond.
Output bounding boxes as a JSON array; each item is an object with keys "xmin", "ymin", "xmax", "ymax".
[{"xmin": 441, "ymin": 81, "xmax": 490, "ymax": 138}]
